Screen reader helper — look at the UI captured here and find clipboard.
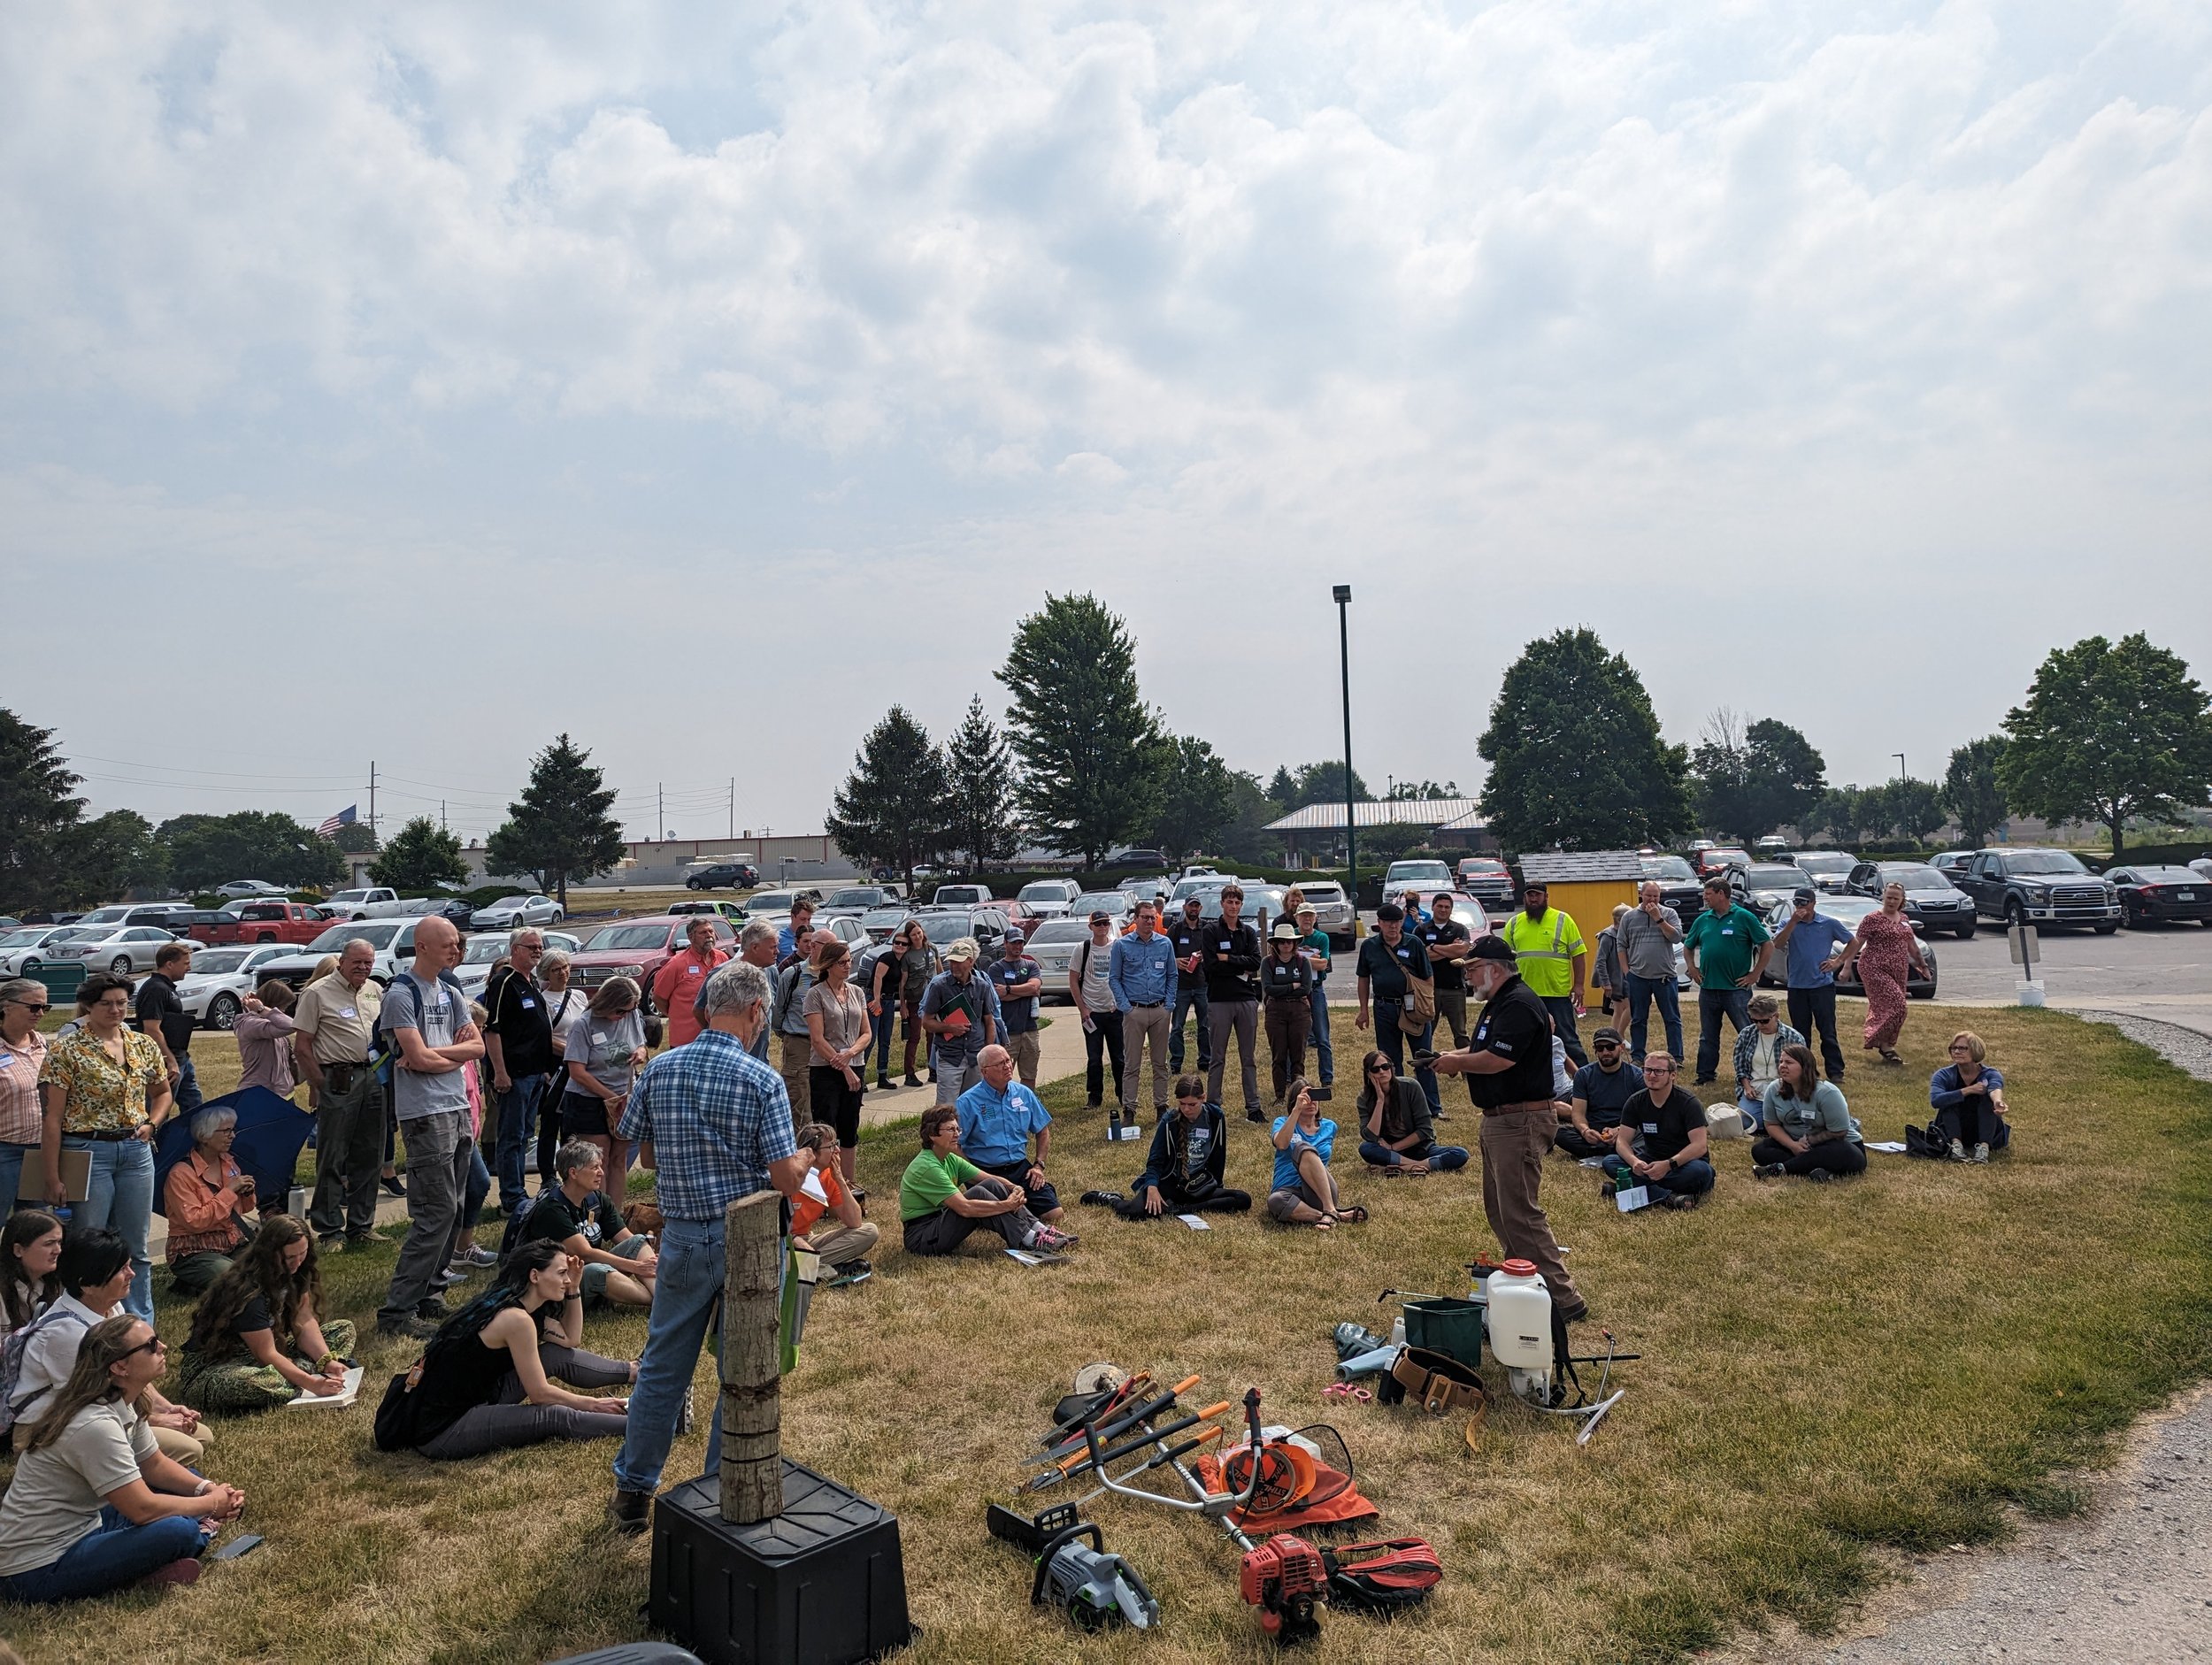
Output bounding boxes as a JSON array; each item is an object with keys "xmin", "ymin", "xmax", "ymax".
[{"xmin": 14, "ymin": 1148, "xmax": 92, "ymax": 1205}]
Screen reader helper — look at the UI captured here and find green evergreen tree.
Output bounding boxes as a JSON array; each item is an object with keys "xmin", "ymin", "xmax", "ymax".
[
  {"xmin": 941, "ymin": 696, "xmax": 1020, "ymax": 871},
  {"xmin": 485, "ymin": 734, "xmax": 626, "ymax": 904},
  {"xmin": 1477, "ymin": 629, "xmax": 1691, "ymax": 852},
  {"xmin": 0, "ymin": 710, "xmax": 88, "ymax": 914},
  {"xmin": 823, "ymin": 707, "xmax": 950, "ymax": 891}
]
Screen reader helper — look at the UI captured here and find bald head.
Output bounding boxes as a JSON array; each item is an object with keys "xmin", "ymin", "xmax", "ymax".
[{"xmin": 413, "ymin": 914, "xmax": 461, "ymax": 972}]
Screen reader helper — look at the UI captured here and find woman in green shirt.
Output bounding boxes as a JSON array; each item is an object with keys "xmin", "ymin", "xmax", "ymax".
[{"xmin": 899, "ymin": 1107, "xmax": 1073, "ymax": 1257}]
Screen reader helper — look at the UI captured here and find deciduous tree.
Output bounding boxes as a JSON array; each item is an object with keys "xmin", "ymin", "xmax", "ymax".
[
  {"xmin": 369, "ymin": 817, "xmax": 470, "ymax": 890},
  {"xmin": 1689, "ymin": 711, "xmax": 1827, "ymax": 844},
  {"xmin": 1478, "ymin": 629, "xmax": 1691, "ymax": 852},
  {"xmin": 159, "ymin": 812, "xmax": 344, "ymax": 892},
  {"xmin": 1153, "ymin": 737, "xmax": 1238, "ymax": 862},
  {"xmin": 823, "ymin": 706, "xmax": 949, "ymax": 891},
  {"xmin": 1941, "ymin": 737, "xmax": 2010, "ymax": 848}
]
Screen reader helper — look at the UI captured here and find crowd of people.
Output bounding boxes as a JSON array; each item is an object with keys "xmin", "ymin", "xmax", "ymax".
[{"xmin": 0, "ymin": 868, "xmax": 2024, "ymax": 1606}]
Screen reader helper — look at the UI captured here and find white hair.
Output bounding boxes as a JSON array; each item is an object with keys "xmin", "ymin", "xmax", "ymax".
[
  {"xmin": 509, "ymin": 927, "xmax": 544, "ymax": 950},
  {"xmin": 703, "ymin": 959, "xmax": 772, "ymax": 1021},
  {"xmin": 739, "ymin": 919, "xmax": 779, "ymax": 951}
]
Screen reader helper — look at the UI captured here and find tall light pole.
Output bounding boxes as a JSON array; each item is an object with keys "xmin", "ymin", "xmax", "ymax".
[
  {"xmin": 1893, "ymin": 752, "xmax": 1906, "ymax": 782},
  {"xmin": 1334, "ymin": 585, "xmax": 1356, "ymax": 904}
]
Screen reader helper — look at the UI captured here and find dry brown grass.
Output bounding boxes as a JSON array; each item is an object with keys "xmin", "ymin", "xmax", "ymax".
[{"xmin": 6, "ymin": 1003, "xmax": 2210, "ymax": 1665}]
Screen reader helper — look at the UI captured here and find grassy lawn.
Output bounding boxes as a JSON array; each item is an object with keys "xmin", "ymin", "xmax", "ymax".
[{"xmin": 6, "ymin": 1003, "xmax": 2210, "ymax": 1664}]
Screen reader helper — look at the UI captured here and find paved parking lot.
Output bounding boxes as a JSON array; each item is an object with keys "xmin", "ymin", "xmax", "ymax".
[{"xmin": 1924, "ymin": 921, "xmax": 2212, "ymax": 1035}]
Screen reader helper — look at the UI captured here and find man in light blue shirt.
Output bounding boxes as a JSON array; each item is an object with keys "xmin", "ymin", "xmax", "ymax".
[
  {"xmin": 956, "ymin": 1045, "xmax": 1063, "ymax": 1223},
  {"xmin": 1769, "ymin": 888, "xmax": 1855, "ymax": 1082},
  {"xmin": 1109, "ymin": 901, "xmax": 1179, "ymax": 1125}
]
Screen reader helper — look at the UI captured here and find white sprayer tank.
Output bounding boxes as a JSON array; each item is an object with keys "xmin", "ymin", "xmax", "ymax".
[{"xmin": 1485, "ymin": 1259, "xmax": 1554, "ymax": 1400}]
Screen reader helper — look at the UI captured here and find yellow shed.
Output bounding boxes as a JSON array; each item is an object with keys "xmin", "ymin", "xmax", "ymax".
[{"xmin": 1513, "ymin": 851, "xmax": 1646, "ymax": 950}]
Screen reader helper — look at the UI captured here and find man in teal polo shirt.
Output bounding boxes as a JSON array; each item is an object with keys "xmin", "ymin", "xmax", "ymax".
[{"xmin": 1683, "ymin": 877, "xmax": 1773, "ymax": 1086}]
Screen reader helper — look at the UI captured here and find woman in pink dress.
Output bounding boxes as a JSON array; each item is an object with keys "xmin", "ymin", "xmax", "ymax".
[{"xmin": 1835, "ymin": 883, "xmax": 1930, "ymax": 1065}]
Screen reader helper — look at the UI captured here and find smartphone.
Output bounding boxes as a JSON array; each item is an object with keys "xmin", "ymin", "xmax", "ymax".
[{"xmin": 210, "ymin": 1533, "xmax": 264, "ymax": 1561}]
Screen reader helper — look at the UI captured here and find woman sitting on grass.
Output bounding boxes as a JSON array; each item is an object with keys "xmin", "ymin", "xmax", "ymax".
[
  {"xmin": 1088, "ymin": 1074, "xmax": 1252, "ymax": 1220},
  {"xmin": 161, "ymin": 1103, "xmax": 258, "ymax": 1297},
  {"xmin": 1267, "ymin": 1079, "xmax": 1365, "ymax": 1228},
  {"xmin": 0, "ymin": 1315, "xmax": 246, "ymax": 1602},
  {"xmin": 4, "ymin": 1208, "xmax": 65, "ymax": 1331},
  {"xmin": 1355, "ymin": 1051, "xmax": 1469, "ymax": 1175},
  {"xmin": 1930, "ymin": 1031, "xmax": 2010, "ymax": 1164},
  {"xmin": 789, "ymin": 1124, "xmax": 879, "ymax": 1280},
  {"xmin": 1751, "ymin": 1044, "xmax": 1866, "ymax": 1183},
  {"xmin": 898, "ymin": 1106, "xmax": 1074, "ymax": 1257},
  {"xmin": 174, "ymin": 1216, "xmax": 355, "ymax": 1414},
  {"xmin": 373, "ymin": 1239, "xmax": 633, "ymax": 1461}
]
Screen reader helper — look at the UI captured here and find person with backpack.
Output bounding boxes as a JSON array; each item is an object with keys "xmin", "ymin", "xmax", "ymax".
[
  {"xmin": 373, "ymin": 1239, "xmax": 632, "ymax": 1462},
  {"xmin": 0, "ymin": 1314, "xmax": 247, "ymax": 1602},
  {"xmin": 6, "ymin": 1231, "xmax": 209, "ymax": 1466},
  {"xmin": 921, "ymin": 939, "xmax": 1001, "ymax": 1107},
  {"xmin": 1067, "ymin": 913, "xmax": 1125, "ymax": 1113},
  {"xmin": 1081, "ymin": 1074, "xmax": 1252, "ymax": 1221},
  {"xmin": 375, "ymin": 917, "xmax": 485, "ymax": 1341},
  {"xmin": 772, "ymin": 932, "xmax": 827, "ymax": 1127}
]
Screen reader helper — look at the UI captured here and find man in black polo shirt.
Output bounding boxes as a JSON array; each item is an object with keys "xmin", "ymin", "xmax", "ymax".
[
  {"xmin": 1431, "ymin": 935, "xmax": 1586, "ymax": 1320},
  {"xmin": 1202, "ymin": 886, "xmax": 1263, "ymax": 1121},
  {"xmin": 135, "ymin": 940, "xmax": 202, "ymax": 1116},
  {"xmin": 1164, "ymin": 896, "xmax": 1210, "ymax": 1075},
  {"xmin": 1414, "ymin": 892, "xmax": 1473, "ymax": 1113},
  {"xmin": 484, "ymin": 929, "xmax": 557, "ymax": 1215},
  {"xmin": 1356, "ymin": 903, "xmax": 1435, "ymax": 1108}
]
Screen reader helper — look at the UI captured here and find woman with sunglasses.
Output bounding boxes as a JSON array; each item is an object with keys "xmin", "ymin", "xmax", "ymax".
[
  {"xmin": 560, "ymin": 976, "xmax": 648, "ymax": 1181},
  {"xmin": 0, "ymin": 1314, "xmax": 247, "ymax": 1601},
  {"xmin": 1, "ymin": 977, "xmax": 54, "ymax": 1211},
  {"xmin": 1355, "ymin": 1050, "xmax": 1469, "ymax": 1175},
  {"xmin": 37, "ymin": 972, "xmax": 172, "ymax": 1323},
  {"xmin": 1929, "ymin": 1030, "xmax": 2010, "ymax": 1163}
]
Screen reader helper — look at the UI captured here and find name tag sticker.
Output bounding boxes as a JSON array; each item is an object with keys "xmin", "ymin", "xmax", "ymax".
[
  {"xmin": 0, "ymin": 1055, "xmax": 12, "ymax": 1069},
  {"xmin": 1722, "ymin": 927, "xmax": 1735, "ymax": 936},
  {"xmin": 520, "ymin": 997, "xmax": 537, "ymax": 1009},
  {"xmin": 687, "ymin": 966, "xmax": 701, "ymax": 976},
  {"xmin": 339, "ymin": 1008, "xmax": 357, "ymax": 1020},
  {"xmin": 1642, "ymin": 1122, "xmax": 1659, "ymax": 1134}
]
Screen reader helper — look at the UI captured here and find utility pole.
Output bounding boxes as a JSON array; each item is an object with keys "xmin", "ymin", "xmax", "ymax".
[
  {"xmin": 1893, "ymin": 752, "xmax": 1906, "ymax": 782},
  {"xmin": 1333, "ymin": 585, "xmax": 1356, "ymax": 910},
  {"xmin": 729, "ymin": 778, "xmax": 735, "ymax": 841},
  {"xmin": 369, "ymin": 761, "xmax": 378, "ymax": 836},
  {"xmin": 658, "ymin": 782, "xmax": 664, "ymax": 843}
]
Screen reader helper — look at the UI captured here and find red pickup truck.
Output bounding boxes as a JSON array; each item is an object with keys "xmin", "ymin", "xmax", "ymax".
[{"xmin": 203, "ymin": 902, "xmax": 333, "ymax": 948}]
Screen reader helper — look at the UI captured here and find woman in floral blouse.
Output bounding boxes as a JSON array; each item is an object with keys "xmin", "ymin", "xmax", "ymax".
[{"xmin": 38, "ymin": 973, "xmax": 172, "ymax": 1323}]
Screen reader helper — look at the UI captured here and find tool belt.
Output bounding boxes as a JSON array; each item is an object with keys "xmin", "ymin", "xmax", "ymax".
[{"xmin": 1391, "ymin": 1346, "xmax": 1487, "ymax": 1416}]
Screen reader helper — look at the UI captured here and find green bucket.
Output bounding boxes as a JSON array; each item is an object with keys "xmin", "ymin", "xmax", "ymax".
[{"xmin": 1402, "ymin": 1296, "xmax": 1484, "ymax": 1368}]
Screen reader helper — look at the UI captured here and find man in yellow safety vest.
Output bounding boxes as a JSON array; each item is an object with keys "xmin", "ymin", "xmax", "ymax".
[{"xmin": 1499, "ymin": 880, "xmax": 1588, "ymax": 1066}]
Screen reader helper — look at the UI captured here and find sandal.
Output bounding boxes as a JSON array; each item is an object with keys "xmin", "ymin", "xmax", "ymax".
[
  {"xmin": 1310, "ymin": 1215, "xmax": 1336, "ymax": 1231},
  {"xmin": 1336, "ymin": 1204, "xmax": 1370, "ymax": 1224}
]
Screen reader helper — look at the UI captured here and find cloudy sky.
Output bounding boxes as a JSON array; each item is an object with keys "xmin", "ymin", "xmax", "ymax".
[{"xmin": 4, "ymin": 1, "xmax": 2207, "ymax": 845}]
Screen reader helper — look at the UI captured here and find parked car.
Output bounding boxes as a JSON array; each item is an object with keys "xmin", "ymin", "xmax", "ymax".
[
  {"xmin": 1788, "ymin": 850, "xmax": 1858, "ymax": 894},
  {"xmin": 1118, "ymin": 875, "xmax": 1175, "ymax": 905},
  {"xmin": 395, "ymin": 896, "xmax": 478, "ymax": 931},
  {"xmin": 1025, "ymin": 917, "xmax": 1101, "ymax": 1001},
  {"xmin": 1070, "ymin": 890, "xmax": 1139, "ymax": 927},
  {"xmin": 742, "ymin": 888, "xmax": 818, "ymax": 917},
  {"xmin": 1454, "ymin": 857, "xmax": 1516, "ymax": 911},
  {"xmin": 1844, "ymin": 863, "xmax": 1978, "ymax": 939},
  {"xmin": 568, "ymin": 915, "xmax": 738, "ymax": 1009},
  {"xmin": 818, "ymin": 886, "xmax": 901, "ymax": 917},
  {"xmin": 1955, "ymin": 848, "xmax": 2121, "ymax": 933},
  {"xmin": 1167, "ymin": 875, "xmax": 1235, "ymax": 905},
  {"xmin": 205, "ymin": 901, "xmax": 333, "ymax": 948},
  {"xmin": 469, "ymin": 894, "xmax": 566, "ymax": 931},
  {"xmin": 173, "ymin": 944, "xmax": 313, "ymax": 1032},
  {"xmin": 166, "ymin": 909, "xmax": 242, "ymax": 946},
  {"xmin": 1739, "ymin": 863, "xmax": 1816, "ymax": 915},
  {"xmin": 668, "ymin": 898, "xmax": 749, "ymax": 926},
  {"xmin": 455, "ymin": 930, "xmax": 582, "ymax": 1000},
  {"xmin": 931, "ymin": 883, "xmax": 995, "ymax": 908},
  {"xmin": 1382, "ymin": 859, "xmax": 1455, "ymax": 898},
  {"xmin": 1196, "ymin": 883, "xmax": 1289, "ymax": 931},
  {"xmin": 1639, "ymin": 854, "xmax": 1705, "ymax": 920},
  {"xmin": 858, "ymin": 906, "xmax": 911, "ymax": 942},
  {"xmin": 215, "ymin": 879, "xmax": 287, "ymax": 898},
  {"xmin": 0, "ymin": 917, "xmax": 18, "ymax": 934},
  {"xmin": 913, "ymin": 906, "xmax": 1012, "ymax": 964},
  {"xmin": 2107, "ymin": 866, "xmax": 2212, "ymax": 928},
  {"xmin": 323, "ymin": 886, "xmax": 401, "ymax": 920},
  {"xmin": 1926, "ymin": 850, "xmax": 1979, "ymax": 885},
  {"xmin": 0, "ymin": 925, "xmax": 92, "ymax": 976},
  {"xmin": 1754, "ymin": 835, "xmax": 1790, "ymax": 853},
  {"xmin": 1758, "ymin": 895, "xmax": 1939, "ymax": 999},
  {"xmin": 255, "ymin": 919, "xmax": 423, "ymax": 988},
  {"xmin": 72, "ymin": 903, "xmax": 192, "ymax": 930},
  {"xmin": 50, "ymin": 925, "xmax": 188, "ymax": 975},
  {"xmin": 1016, "ymin": 879, "xmax": 1081, "ymax": 919},
  {"xmin": 2193, "ymin": 857, "xmax": 2212, "ymax": 885},
  {"xmin": 686, "ymin": 863, "xmax": 759, "ymax": 890},
  {"xmin": 1296, "ymin": 880, "xmax": 1357, "ymax": 947},
  {"xmin": 1105, "ymin": 848, "xmax": 1169, "ymax": 868},
  {"xmin": 1694, "ymin": 847, "xmax": 1752, "ymax": 877}
]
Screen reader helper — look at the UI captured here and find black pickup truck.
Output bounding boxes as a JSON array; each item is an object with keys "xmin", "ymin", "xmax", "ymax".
[{"xmin": 1955, "ymin": 848, "xmax": 2121, "ymax": 933}]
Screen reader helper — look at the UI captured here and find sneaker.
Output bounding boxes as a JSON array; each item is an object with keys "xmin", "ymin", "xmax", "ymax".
[
  {"xmin": 142, "ymin": 1557, "xmax": 202, "ymax": 1589},
  {"xmin": 876, "ymin": 1076, "xmax": 894, "ymax": 1091},
  {"xmin": 1753, "ymin": 1162, "xmax": 1786, "ymax": 1179},
  {"xmin": 380, "ymin": 1175, "xmax": 406, "ymax": 1197},
  {"xmin": 1246, "ymin": 1107, "xmax": 1266, "ymax": 1124},
  {"xmin": 1078, "ymin": 1190, "xmax": 1125, "ymax": 1208},
  {"xmin": 432, "ymin": 1270, "xmax": 460, "ymax": 1290},
  {"xmin": 609, "ymin": 1489, "xmax": 654, "ymax": 1535},
  {"xmin": 1027, "ymin": 1225, "xmax": 1079, "ymax": 1252},
  {"xmin": 460, "ymin": 1246, "xmax": 498, "ymax": 1266},
  {"xmin": 1948, "ymin": 1139, "xmax": 1969, "ymax": 1162},
  {"xmin": 1806, "ymin": 1167, "xmax": 1832, "ymax": 1184},
  {"xmin": 318, "ymin": 1234, "xmax": 346, "ymax": 1254},
  {"xmin": 1600, "ymin": 1181, "xmax": 1617, "ymax": 1200},
  {"xmin": 416, "ymin": 1295, "xmax": 450, "ymax": 1320},
  {"xmin": 825, "ymin": 1261, "xmax": 873, "ymax": 1288},
  {"xmin": 1668, "ymin": 1190, "xmax": 1706, "ymax": 1211},
  {"xmin": 378, "ymin": 1314, "xmax": 439, "ymax": 1340},
  {"xmin": 1971, "ymin": 1142, "xmax": 1991, "ymax": 1165}
]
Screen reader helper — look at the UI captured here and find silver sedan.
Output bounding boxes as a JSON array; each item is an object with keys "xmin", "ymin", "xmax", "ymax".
[{"xmin": 470, "ymin": 894, "xmax": 566, "ymax": 930}]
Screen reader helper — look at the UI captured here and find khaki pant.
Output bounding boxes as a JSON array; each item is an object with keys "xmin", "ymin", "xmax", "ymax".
[
  {"xmin": 1006, "ymin": 1030, "xmax": 1041, "ymax": 1089},
  {"xmin": 779, "ymin": 1032, "xmax": 814, "ymax": 1130},
  {"xmin": 806, "ymin": 1218, "xmax": 881, "ymax": 1268},
  {"xmin": 1478, "ymin": 1107, "xmax": 1582, "ymax": 1314},
  {"xmin": 1121, "ymin": 1006, "xmax": 1171, "ymax": 1115}
]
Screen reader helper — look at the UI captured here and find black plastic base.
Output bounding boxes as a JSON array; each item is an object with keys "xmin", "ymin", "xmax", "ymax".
[{"xmin": 648, "ymin": 1462, "xmax": 914, "ymax": 1665}]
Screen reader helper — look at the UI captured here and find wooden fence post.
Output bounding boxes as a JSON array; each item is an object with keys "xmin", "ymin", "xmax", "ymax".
[{"xmin": 719, "ymin": 1189, "xmax": 784, "ymax": 1524}]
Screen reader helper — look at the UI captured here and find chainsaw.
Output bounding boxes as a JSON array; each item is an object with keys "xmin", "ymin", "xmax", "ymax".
[{"xmin": 987, "ymin": 1503, "xmax": 1161, "ymax": 1630}]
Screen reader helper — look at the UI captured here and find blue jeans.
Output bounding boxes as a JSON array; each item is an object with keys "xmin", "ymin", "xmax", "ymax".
[
  {"xmin": 68, "ymin": 1135, "xmax": 156, "ymax": 1322},
  {"xmin": 1358, "ymin": 1139, "xmax": 1468, "ymax": 1170},
  {"xmin": 0, "ymin": 1140, "xmax": 30, "ymax": 1211},
  {"xmin": 1308, "ymin": 981, "xmax": 1333, "ymax": 1086},
  {"xmin": 1696, "ymin": 986, "xmax": 1751, "ymax": 1084},
  {"xmin": 1624, "ymin": 974, "xmax": 1683, "ymax": 1064},
  {"xmin": 871, "ymin": 1001, "xmax": 898, "ymax": 1079},
  {"xmin": 0, "ymin": 1507, "xmax": 206, "ymax": 1603},
  {"xmin": 1603, "ymin": 1153, "xmax": 1716, "ymax": 1202},
  {"xmin": 173, "ymin": 1055, "xmax": 204, "ymax": 1118},
  {"xmin": 613, "ymin": 1215, "xmax": 734, "ymax": 1495},
  {"xmin": 1170, "ymin": 983, "xmax": 1210, "ymax": 1072},
  {"xmin": 492, "ymin": 1073, "xmax": 544, "ymax": 1213}
]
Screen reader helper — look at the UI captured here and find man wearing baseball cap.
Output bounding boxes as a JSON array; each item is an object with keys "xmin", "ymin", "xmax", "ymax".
[
  {"xmin": 1430, "ymin": 934, "xmax": 1586, "ymax": 1320},
  {"xmin": 918, "ymin": 938, "xmax": 1001, "ymax": 1106},
  {"xmin": 1767, "ymin": 887, "xmax": 1854, "ymax": 1082},
  {"xmin": 987, "ymin": 925, "xmax": 1045, "ymax": 1089}
]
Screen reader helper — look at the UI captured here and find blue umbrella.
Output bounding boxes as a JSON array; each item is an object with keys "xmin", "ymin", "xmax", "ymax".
[{"xmin": 154, "ymin": 1086, "xmax": 317, "ymax": 1216}]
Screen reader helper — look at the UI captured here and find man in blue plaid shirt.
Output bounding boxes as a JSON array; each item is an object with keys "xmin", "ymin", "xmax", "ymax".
[{"xmin": 609, "ymin": 960, "xmax": 808, "ymax": 1531}]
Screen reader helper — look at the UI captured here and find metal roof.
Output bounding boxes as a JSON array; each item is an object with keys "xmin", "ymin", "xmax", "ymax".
[
  {"xmin": 1263, "ymin": 797, "xmax": 1485, "ymax": 833},
  {"xmin": 1518, "ymin": 850, "xmax": 1645, "ymax": 883}
]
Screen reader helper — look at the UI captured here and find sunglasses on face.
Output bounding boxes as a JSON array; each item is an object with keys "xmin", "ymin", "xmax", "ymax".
[
  {"xmin": 122, "ymin": 1335, "xmax": 167, "ymax": 1359},
  {"xmin": 8, "ymin": 1000, "xmax": 50, "ymax": 1015}
]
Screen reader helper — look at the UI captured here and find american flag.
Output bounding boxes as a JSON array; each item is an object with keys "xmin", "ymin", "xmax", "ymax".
[{"xmin": 317, "ymin": 805, "xmax": 357, "ymax": 839}]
